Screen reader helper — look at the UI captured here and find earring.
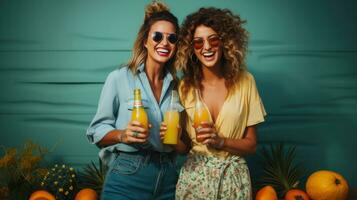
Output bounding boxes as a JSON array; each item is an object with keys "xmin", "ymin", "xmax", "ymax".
[{"xmin": 190, "ymin": 53, "xmax": 198, "ymax": 63}]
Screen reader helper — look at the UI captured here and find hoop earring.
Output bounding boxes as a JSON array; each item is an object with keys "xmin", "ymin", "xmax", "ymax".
[{"xmin": 190, "ymin": 53, "xmax": 198, "ymax": 63}]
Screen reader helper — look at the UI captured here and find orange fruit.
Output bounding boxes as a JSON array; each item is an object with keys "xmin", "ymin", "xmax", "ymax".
[
  {"xmin": 28, "ymin": 190, "xmax": 55, "ymax": 200},
  {"xmin": 306, "ymin": 170, "xmax": 349, "ymax": 200},
  {"xmin": 75, "ymin": 188, "xmax": 98, "ymax": 200},
  {"xmin": 256, "ymin": 185, "xmax": 278, "ymax": 200},
  {"xmin": 285, "ymin": 189, "xmax": 310, "ymax": 200}
]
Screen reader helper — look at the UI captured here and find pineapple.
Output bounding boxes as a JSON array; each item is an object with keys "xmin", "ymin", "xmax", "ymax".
[
  {"xmin": 40, "ymin": 164, "xmax": 77, "ymax": 200},
  {"xmin": 257, "ymin": 143, "xmax": 304, "ymax": 198}
]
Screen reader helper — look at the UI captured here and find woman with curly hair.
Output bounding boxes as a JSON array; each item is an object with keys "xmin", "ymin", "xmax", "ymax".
[
  {"xmin": 87, "ymin": 1, "xmax": 181, "ymax": 199},
  {"xmin": 161, "ymin": 7, "xmax": 266, "ymax": 199}
]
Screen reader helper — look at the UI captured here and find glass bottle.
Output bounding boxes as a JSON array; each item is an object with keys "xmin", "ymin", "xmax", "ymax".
[
  {"xmin": 131, "ymin": 89, "xmax": 148, "ymax": 129},
  {"xmin": 163, "ymin": 90, "xmax": 180, "ymax": 144},
  {"xmin": 193, "ymin": 89, "xmax": 212, "ymax": 142}
]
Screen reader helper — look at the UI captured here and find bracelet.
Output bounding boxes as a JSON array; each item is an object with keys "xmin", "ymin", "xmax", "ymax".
[
  {"xmin": 118, "ymin": 132, "xmax": 124, "ymax": 143},
  {"xmin": 215, "ymin": 138, "xmax": 225, "ymax": 149}
]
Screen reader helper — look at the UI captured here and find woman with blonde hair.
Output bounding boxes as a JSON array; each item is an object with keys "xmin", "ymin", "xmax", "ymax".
[
  {"xmin": 162, "ymin": 7, "xmax": 266, "ymax": 199},
  {"xmin": 87, "ymin": 1, "xmax": 181, "ymax": 199}
]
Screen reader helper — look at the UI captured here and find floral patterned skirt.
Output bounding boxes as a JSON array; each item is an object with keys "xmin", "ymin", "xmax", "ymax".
[{"xmin": 176, "ymin": 153, "xmax": 252, "ymax": 200}]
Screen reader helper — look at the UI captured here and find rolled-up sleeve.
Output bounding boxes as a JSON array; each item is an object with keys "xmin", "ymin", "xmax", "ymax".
[{"xmin": 87, "ymin": 71, "xmax": 119, "ymax": 145}]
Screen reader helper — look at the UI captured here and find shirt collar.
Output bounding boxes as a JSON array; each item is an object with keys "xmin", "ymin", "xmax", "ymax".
[
  {"xmin": 136, "ymin": 63, "xmax": 145, "ymax": 73},
  {"xmin": 136, "ymin": 63, "xmax": 173, "ymax": 83}
]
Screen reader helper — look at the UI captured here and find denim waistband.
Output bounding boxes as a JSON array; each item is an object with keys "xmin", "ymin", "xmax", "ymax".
[{"xmin": 118, "ymin": 150, "xmax": 176, "ymax": 164}]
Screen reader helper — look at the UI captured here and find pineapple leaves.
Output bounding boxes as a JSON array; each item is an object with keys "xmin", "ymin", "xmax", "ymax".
[
  {"xmin": 78, "ymin": 159, "xmax": 107, "ymax": 196},
  {"xmin": 257, "ymin": 143, "xmax": 304, "ymax": 198}
]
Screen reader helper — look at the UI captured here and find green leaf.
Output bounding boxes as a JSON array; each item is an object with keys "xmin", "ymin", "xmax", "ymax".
[
  {"xmin": 78, "ymin": 159, "xmax": 107, "ymax": 196},
  {"xmin": 257, "ymin": 143, "xmax": 304, "ymax": 198}
]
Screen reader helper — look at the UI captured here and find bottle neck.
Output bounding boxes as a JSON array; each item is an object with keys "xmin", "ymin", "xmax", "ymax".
[
  {"xmin": 133, "ymin": 89, "xmax": 143, "ymax": 107},
  {"xmin": 195, "ymin": 89, "xmax": 203, "ymax": 107},
  {"xmin": 168, "ymin": 90, "xmax": 178, "ymax": 110},
  {"xmin": 133, "ymin": 99, "xmax": 143, "ymax": 107}
]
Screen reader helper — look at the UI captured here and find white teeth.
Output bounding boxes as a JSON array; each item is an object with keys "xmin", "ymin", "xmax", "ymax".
[
  {"xmin": 203, "ymin": 52, "xmax": 214, "ymax": 56},
  {"xmin": 157, "ymin": 49, "xmax": 169, "ymax": 53}
]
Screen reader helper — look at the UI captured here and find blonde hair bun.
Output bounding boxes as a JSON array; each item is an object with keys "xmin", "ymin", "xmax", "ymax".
[{"xmin": 144, "ymin": 1, "xmax": 170, "ymax": 21}]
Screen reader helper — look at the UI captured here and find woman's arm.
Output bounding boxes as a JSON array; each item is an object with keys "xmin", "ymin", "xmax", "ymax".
[
  {"xmin": 98, "ymin": 121, "xmax": 151, "ymax": 147},
  {"xmin": 97, "ymin": 129, "xmax": 122, "ymax": 147},
  {"xmin": 220, "ymin": 126, "xmax": 257, "ymax": 156},
  {"xmin": 175, "ymin": 128, "xmax": 192, "ymax": 154}
]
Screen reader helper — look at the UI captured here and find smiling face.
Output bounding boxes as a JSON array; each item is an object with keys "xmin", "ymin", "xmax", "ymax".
[
  {"xmin": 193, "ymin": 25, "xmax": 223, "ymax": 69},
  {"xmin": 145, "ymin": 20, "xmax": 177, "ymax": 65}
]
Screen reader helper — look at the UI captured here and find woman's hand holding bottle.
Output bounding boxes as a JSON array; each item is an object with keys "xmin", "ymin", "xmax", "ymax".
[
  {"xmin": 119, "ymin": 88, "xmax": 151, "ymax": 144},
  {"xmin": 195, "ymin": 121, "xmax": 225, "ymax": 149},
  {"xmin": 160, "ymin": 122, "xmax": 182, "ymax": 145},
  {"xmin": 119, "ymin": 121, "xmax": 151, "ymax": 144}
]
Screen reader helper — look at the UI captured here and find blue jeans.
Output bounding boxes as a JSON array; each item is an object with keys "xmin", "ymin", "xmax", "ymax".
[{"xmin": 101, "ymin": 150, "xmax": 178, "ymax": 200}]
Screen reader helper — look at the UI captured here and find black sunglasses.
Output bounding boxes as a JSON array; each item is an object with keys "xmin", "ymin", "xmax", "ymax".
[{"xmin": 151, "ymin": 31, "xmax": 178, "ymax": 44}]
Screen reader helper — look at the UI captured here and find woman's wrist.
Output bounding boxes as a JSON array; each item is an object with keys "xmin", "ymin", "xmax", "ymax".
[
  {"xmin": 175, "ymin": 138, "xmax": 188, "ymax": 153},
  {"xmin": 214, "ymin": 137, "xmax": 225, "ymax": 149},
  {"xmin": 175, "ymin": 138, "xmax": 184, "ymax": 149},
  {"xmin": 117, "ymin": 130, "xmax": 125, "ymax": 143}
]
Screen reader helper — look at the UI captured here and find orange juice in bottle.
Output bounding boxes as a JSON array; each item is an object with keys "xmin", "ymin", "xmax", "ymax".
[
  {"xmin": 163, "ymin": 90, "xmax": 180, "ymax": 144},
  {"xmin": 131, "ymin": 89, "xmax": 148, "ymax": 129},
  {"xmin": 193, "ymin": 89, "xmax": 212, "ymax": 142}
]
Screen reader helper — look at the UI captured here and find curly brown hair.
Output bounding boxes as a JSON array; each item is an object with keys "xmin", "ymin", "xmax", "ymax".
[{"xmin": 176, "ymin": 7, "xmax": 248, "ymax": 101}]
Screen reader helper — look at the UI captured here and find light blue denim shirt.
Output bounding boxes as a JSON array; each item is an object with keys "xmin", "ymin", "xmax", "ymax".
[{"xmin": 87, "ymin": 64, "xmax": 182, "ymax": 166}]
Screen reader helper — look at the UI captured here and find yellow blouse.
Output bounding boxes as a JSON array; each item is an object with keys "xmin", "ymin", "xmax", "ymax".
[{"xmin": 179, "ymin": 71, "xmax": 266, "ymax": 158}]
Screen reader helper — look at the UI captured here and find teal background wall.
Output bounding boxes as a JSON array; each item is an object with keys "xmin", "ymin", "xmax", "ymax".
[{"xmin": 1, "ymin": 0, "xmax": 356, "ymax": 187}]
